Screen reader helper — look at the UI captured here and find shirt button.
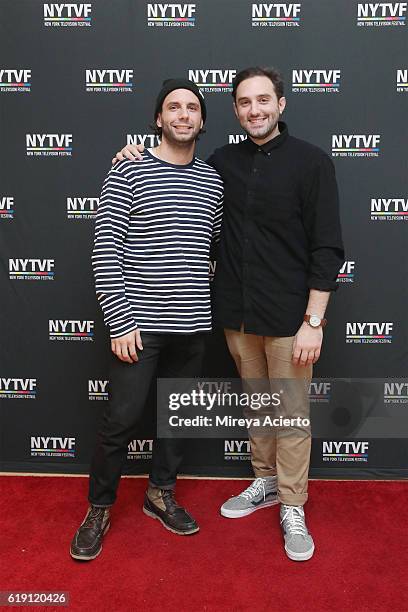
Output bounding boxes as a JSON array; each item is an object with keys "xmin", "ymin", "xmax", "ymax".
[
  {"xmin": 253, "ymin": 167, "xmax": 258, "ymax": 173},
  {"xmin": 257, "ymin": 148, "xmax": 262, "ymax": 152}
]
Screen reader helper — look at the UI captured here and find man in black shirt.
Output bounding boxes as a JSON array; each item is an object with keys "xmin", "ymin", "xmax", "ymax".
[{"xmin": 113, "ymin": 66, "xmax": 344, "ymax": 562}]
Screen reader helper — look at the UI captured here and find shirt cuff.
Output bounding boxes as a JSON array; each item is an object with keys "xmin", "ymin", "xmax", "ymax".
[
  {"xmin": 307, "ymin": 277, "xmax": 339, "ymax": 292},
  {"xmin": 109, "ymin": 317, "xmax": 138, "ymax": 339}
]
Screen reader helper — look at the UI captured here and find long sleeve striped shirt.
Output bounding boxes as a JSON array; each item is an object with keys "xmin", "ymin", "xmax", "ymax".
[{"xmin": 92, "ymin": 150, "xmax": 224, "ymax": 338}]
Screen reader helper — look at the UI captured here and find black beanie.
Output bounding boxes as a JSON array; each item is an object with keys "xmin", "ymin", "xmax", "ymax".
[{"xmin": 154, "ymin": 78, "xmax": 207, "ymax": 123}]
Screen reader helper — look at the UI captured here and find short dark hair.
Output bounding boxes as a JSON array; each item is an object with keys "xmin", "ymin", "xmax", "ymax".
[{"xmin": 232, "ymin": 66, "xmax": 284, "ymax": 101}]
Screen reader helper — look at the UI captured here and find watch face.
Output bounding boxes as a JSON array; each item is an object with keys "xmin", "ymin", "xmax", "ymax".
[{"xmin": 309, "ymin": 315, "xmax": 320, "ymax": 327}]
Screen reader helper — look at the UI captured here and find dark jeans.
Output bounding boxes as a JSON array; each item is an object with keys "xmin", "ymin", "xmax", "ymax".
[{"xmin": 88, "ymin": 332, "xmax": 206, "ymax": 507}]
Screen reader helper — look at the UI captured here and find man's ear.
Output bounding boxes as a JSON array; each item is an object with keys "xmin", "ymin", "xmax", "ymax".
[
  {"xmin": 278, "ymin": 96, "xmax": 287, "ymax": 114},
  {"xmin": 156, "ymin": 113, "xmax": 162, "ymax": 129},
  {"xmin": 233, "ymin": 101, "xmax": 239, "ymax": 119}
]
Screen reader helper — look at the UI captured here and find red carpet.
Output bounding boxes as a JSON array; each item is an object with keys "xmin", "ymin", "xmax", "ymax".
[{"xmin": 1, "ymin": 476, "xmax": 407, "ymax": 612}]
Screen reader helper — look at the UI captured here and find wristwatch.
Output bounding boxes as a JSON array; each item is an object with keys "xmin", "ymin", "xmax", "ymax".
[{"xmin": 303, "ymin": 314, "xmax": 327, "ymax": 328}]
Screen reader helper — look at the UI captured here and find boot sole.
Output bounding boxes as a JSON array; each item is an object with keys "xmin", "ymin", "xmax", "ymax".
[
  {"xmin": 142, "ymin": 505, "xmax": 199, "ymax": 535},
  {"xmin": 284, "ymin": 542, "xmax": 315, "ymax": 561},
  {"xmin": 70, "ymin": 521, "xmax": 110, "ymax": 561},
  {"xmin": 220, "ymin": 498, "xmax": 279, "ymax": 518}
]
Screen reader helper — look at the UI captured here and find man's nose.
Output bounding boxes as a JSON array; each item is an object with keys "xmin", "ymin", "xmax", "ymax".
[
  {"xmin": 177, "ymin": 106, "xmax": 189, "ymax": 120},
  {"xmin": 249, "ymin": 103, "xmax": 261, "ymax": 116}
]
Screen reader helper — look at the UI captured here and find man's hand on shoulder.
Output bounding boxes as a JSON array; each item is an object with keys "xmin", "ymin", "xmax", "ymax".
[
  {"xmin": 111, "ymin": 329, "xmax": 143, "ymax": 363},
  {"xmin": 112, "ymin": 143, "xmax": 145, "ymax": 165}
]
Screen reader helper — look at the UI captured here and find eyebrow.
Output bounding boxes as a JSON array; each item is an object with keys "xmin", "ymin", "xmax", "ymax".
[
  {"xmin": 237, "ymin": 93, "xmax": 272, "ymax": 102},
  {"xmin": 167, "ymin": 101, "xmax": 199, "ymax": 107}
]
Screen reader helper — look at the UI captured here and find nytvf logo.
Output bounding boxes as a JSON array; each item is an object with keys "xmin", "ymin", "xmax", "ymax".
[
  {"xmin": 224, "ymin": 440, "xmax": 251, "ymax": 461},
  {"xmin": 31, "ymin": 436, "xmax": 76, "ymax": 457},
  {"xmin": 9, "ymin": 258, "xmax": 55, "ymax": 280},
  {"xmin": 229, "ymin": 134, "xmax": 247, "ymax": 144},
  {"xmin": 384, "ymin": 382, "xmax": 408, "ymax": 404},
  {"xmin": 0, "ymin": 196, "xmax": 15, "ymax": 219},
  {"xmin": 26, "ymin": 134, "xmax": 72, "ymax": 157},
  {"xmin": 331, "ymin": 134, "xmax": 380, "ymax": 157},
  {"xmin": 0, "ymin": 378, "xmax": 37, "ymax": 399},
  {"xmin": 346, "ymin": 322, "xmax": 393, "ymax": 344},
  {"xmin": 147, "ymin": 3, "xmax": 196, "ymax": 27},
  {"xmin": 292, "ymin": 69, "xmax": 341, "ymax": 93},
  {"xmin": 43, "ymin": 3, "xmax": 92, "ymax": 26},
  {"xmin": 309, "ymin": 381, "xmax": 331, "ymax": 403},
  {"xmin": 67, "ymin": 197, "xmax": 99, "ymax": 219},
  {"xmin": 85, "ymin": 69, "xmax": 133, "ymax": 92},
  {"xmin": 0, "ymin": 69, "xmax": 31, "ymax": 92},
  {"xmin": 337, "ymin": 261, "xmax": 355, "ymax": 283},
  {"xmin": 357, "ymin": 2, "xmax": 406, "ymax": 25},
  {"xmin": 251, "ymin": 3, "xmax": 302, "ymax": 26},
  {"xmin": 396, "ymin": 69, "xmax": 408, "ymax": 91},
  {"xmin": 127, "ymin": 439, "xmax": 153, "ymax": 460},
  {"xmin": 371, "ymin": 198, "xmax": 408, "ymax": 221},
  {"xmin": 49, "ymin": 320, "xmax": 94, "ymax": 341},
  {"xmin": 322, "ymin": 441, "xmax": 369, "ymax": 462},
  {"xmin": 188, "ymin": 69, "xmax": 236, "ymax": 93},
  {"xmin": 127, "ymin": 134, "xmax": 161, "ymax": 148},
  {"xmin": 88, "ymin": 380, "xmax": 109, "ymax": 400},
  {"xmin": 209, "ymin": 260, "xmax": 216, "ymax": 281}
]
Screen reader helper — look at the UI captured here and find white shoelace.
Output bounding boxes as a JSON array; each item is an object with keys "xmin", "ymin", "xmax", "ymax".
[
  {"xmin": 280, "ymin": 505, "xmax": 307, "ymax": 536},
  {"xmin": 239, "ymin": 477, "xmax": 267, "ymax": 501}
]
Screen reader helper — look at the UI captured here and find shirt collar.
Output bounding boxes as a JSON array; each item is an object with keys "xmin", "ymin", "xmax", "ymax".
[{"xmin": 244, "ymin": 121, "xmax": 289, "ymax": 154}]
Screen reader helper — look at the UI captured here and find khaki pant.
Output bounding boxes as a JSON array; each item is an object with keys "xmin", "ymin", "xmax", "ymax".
[{"xmin": 225, "ymin": 327, "xmax": 312, "ymax": 506}]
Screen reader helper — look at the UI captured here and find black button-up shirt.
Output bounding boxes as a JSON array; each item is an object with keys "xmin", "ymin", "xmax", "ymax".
[{"xmin": 207, "ymin": 122, "xmax": 345, "ymax": 337}]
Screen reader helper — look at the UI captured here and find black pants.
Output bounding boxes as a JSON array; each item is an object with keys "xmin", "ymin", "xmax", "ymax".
[{"xmin": 88, "ymin": 332, "xmax": 206, "ymax": 507}]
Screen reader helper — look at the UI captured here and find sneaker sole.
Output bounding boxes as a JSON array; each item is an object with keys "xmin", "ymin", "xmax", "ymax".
[
  {"xmin": 70, "ymin": 522, "xmax": 110, "ymax": 561},
  {"xmin": 220, "ymin": 498, "xmax": 279, "ymax": 518},
  {"xmin": 142, "ymin": 506, "xmax": 199, "ymax": 535},
  {"xmin": 284, "ymin": 543, "xmax": 315, "ymax": 562}
]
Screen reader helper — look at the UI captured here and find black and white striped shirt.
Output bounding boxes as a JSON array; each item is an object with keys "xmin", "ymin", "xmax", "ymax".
[{"xmin": 92, "ymin": 150, "xmax": 224, "ymax": 338}]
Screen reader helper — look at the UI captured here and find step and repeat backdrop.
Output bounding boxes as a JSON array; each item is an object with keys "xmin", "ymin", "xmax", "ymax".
[{"xmin": 1, "ymin": 0, "xmax": 407, "ymax": 479}]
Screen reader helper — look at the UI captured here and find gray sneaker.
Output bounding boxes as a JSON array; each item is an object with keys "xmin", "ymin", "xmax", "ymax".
[
  {"xmin": 220, "ymin": 476, "xmax": 278, "ymax": 518},
  {"xmin": 280, "ymin": 504, "xmax": 315, "ymax": 561}
]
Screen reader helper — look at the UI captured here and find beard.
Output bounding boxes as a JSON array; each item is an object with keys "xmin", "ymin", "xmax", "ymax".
[
  {"xmin": 161, "ymin": 122, "xmax": 200, "ymax": 146},
  {"xmin": 243, "ymin": 114, "xmax": 280, "ymax": 140}
]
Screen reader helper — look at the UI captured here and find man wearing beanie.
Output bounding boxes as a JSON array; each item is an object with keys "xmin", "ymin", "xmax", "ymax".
[{"xmin": 70, "ymin": 79, "xmax": 223, "ymax": 560}]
